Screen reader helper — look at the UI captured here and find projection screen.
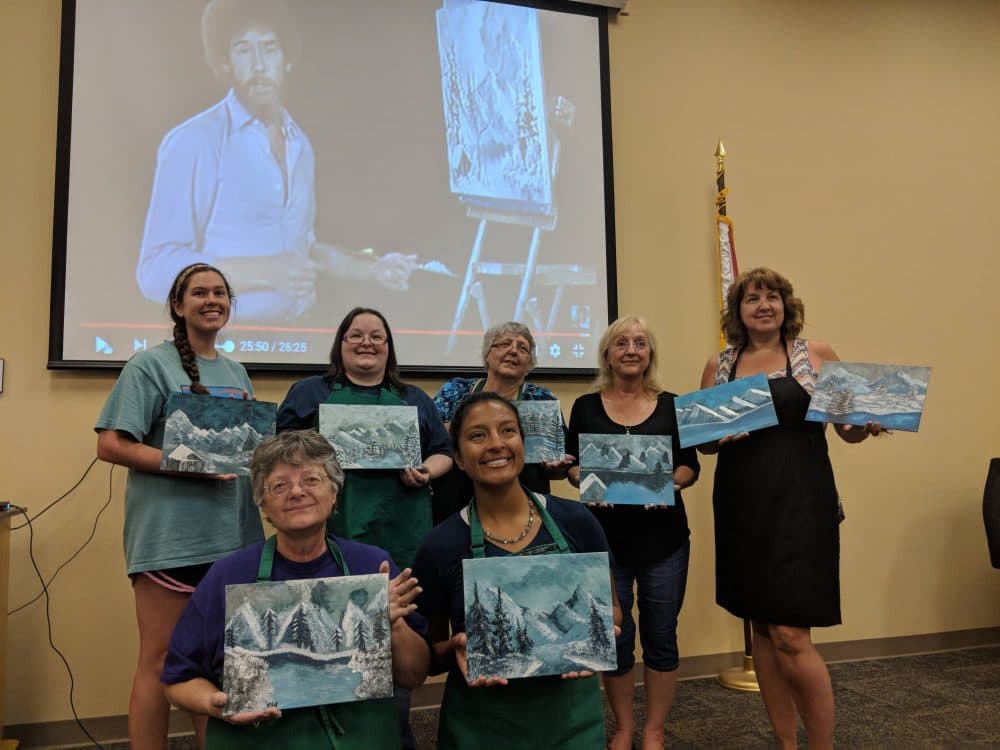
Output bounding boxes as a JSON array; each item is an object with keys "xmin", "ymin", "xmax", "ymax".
[{"xmin": 49, "ymin": 0, "xmax": 616, "ymax": 375}]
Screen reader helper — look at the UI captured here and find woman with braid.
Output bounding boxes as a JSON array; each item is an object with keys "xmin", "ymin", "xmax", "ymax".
[{"xmin": 96, "ymin": 263, "xmax": 263, "ymax": 750}]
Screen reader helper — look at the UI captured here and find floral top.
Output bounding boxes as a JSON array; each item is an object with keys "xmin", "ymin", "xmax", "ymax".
[{"xmin": 433, "ymin": 377, "xmax": 557, "ymax": 422}]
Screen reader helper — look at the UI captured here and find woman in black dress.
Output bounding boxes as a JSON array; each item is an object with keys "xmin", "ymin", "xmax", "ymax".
[{"xmin": 699, "ymin": 268, "xmax": 885, "ymax": 750}]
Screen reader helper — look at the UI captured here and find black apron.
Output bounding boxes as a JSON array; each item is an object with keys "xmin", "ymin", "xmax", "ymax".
[
  {"xmin": 325, "ymin": 382, "xmax": 432, "ymax": 568},
  {"xmin": 713, "ymin": 344, "xmax": 841, "ymax": 627},
  {"xmin": 436, "ymin": 492, "xmax": 606, "ymax": 750},
  {"xmin": 205, "ymin": 536, "xmax": 400, "ymax": 749}
]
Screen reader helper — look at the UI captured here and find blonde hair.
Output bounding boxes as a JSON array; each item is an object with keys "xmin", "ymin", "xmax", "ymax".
[{"xmin": 593, "ymin": 315, "xmax": 662, "ymax": 395}]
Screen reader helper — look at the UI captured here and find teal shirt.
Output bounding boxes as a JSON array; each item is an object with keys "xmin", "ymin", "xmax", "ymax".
[{"xmin": 95, "ymin": 341, "xmax": 264, "ymax": 574}]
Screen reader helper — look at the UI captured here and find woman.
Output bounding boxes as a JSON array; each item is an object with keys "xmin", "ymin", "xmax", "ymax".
[
  {"xmin": 95, "ymin": 263, "xmax": 265, "ymax": 750},
  {"xmin": 432, "ymin": 321, "xmax": 573, "ymax": 522},
  {"xmin": 699, "ymin": 267, "xmax": 885, "ymax": 750},
  {"xmin": 567, "ymin": 315, "xmax": 700, "ymax": 750},
  {"xmin": 413, "ymin": 393, "xmax": 620, "ymax": 749},
  {"xmin": 276, "ymin": 307, "xmax": 452, "ymax": 569},
  {"xmin": 163, "ymin": 430, "xmax": 429, "ymax": 749}
]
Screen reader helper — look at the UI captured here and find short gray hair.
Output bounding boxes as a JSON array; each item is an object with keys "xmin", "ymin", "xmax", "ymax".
[
  {"xmin": 250, "ymin": 430, "xmax": 345, "ymax": 506},
  {"xmin": 481, "ymin": 321, "xmax": 537, "ymax": 370}
]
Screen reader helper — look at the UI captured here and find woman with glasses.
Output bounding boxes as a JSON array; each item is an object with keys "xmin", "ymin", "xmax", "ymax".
[
  {"xmin": 566, "ymin": 315, "xmax": 700, "ymax": 750},
  {"xmin": 163, "ymin": 430, "xmax": 429, "ymax": 748},
  {"xmin": 432, "ymin": 322, "xmax": 573, "ymax": 523},
  {"xmin": 276, "ymin": 307, "xmax": 451, "ymax": 569}
]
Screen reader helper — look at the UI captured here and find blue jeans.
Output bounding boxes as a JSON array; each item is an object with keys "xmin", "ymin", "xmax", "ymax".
[{"xmin": 610, "ymin": 540, "xmax": 690, "ymax": 675}]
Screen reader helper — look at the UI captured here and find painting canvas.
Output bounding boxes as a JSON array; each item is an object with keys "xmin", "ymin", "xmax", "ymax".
[
  {"xmin": 516, "ymin": 400, "xmax": 565, "ymax": 463},
  {"xmin": 436, "ymin": 2, "xmax": 553, "ymax": 214},
  {"xmin": 462, "ymin": 552, "xmax": 616, "ymax": 680},
  {"xmin": 577, "ymin": 434, "xmax": 674, "ymax": 506},
  {"xmin": 318, "ymin": 404, "xmax": 421, "ymax": 469},
  {"xmin": 223, "ymin": 573, "xmax": 391, "ymax": 714},
  {"xmin": 806, "ymin": 361, "xmax": 931, "ymax": 432},
  {"xmin": 674, "ymin": 374, "xmax": 779, "ymax": 449},
  {"xmin": 160, "ymin": 393, "xmax": 276, "ymax": 476}
]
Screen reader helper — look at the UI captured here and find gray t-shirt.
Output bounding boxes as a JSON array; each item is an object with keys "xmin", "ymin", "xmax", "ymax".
[{"xmin": 95, "ymin": 341, "xmax": 263, "ymax": 574}]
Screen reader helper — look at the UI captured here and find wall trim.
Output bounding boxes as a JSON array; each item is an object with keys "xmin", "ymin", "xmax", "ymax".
[{"xmin": 10, "ymin": 627, "xmax": 999, "ymax": 748}]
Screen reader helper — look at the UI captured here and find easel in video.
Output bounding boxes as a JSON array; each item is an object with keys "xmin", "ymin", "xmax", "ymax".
[{"xmin": 445, "ymin": 97, "xmax": 586, "ymax": 354}]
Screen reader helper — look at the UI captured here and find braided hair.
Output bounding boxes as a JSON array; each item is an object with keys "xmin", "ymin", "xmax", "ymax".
[{"xmin": 167, "ymin": 263, "xmax": 234, "ymax": 395}]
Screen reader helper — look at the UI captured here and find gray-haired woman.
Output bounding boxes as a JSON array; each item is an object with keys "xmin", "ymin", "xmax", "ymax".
[
  {"xmin": 162, "ymin": 430, "xmax": 429, "ymax": 749},
  {"xmin": 432, "ymin": 322, "xmax": 572, "ymax": 522}
]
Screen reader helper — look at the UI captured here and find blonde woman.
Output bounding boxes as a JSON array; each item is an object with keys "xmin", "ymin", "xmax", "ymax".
[{"xmin": 567, "ymin": 316, "xmax": 700, "ymax": 750}]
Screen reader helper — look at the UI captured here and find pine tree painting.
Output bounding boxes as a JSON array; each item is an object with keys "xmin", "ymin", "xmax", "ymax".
[
  {"xmin": 515, "ymin": 401, "xmax": 564, "ymax": 463},
  {"xmin": 462, "ymin": 552, "xmax": 616, "ymax": 680},
  {"xmin": 222, "ymin": 573, "xmax": 392, "ymax": 713}
]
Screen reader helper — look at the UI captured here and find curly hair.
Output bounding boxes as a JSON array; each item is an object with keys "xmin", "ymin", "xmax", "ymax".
[
  {"xmin": 593, "ymin": 315, "xmax": 662, "ymax": 396},
  {"xmin": 167, "ymin": 263, "xmax": 234, "ymax": 395},
  {"xmin": 481, "ymin": 321, "xmax": 537, "ymax": 371},
  {"xmin": 201, "ymin": 0, "xmax": 300, "ymax": 80},
  {"xmin": 721, "ymin": 267, "xmax": 805, "ymax": 348}
]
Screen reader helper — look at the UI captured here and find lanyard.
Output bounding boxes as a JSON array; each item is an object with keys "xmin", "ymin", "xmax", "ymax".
[
  {"xmin": 468, "ymin": 490, "xmax": 570, "ymax": 559},
  {"xmin": 256, "ymin": 534, "xmax": 350, "ymax": 581}
]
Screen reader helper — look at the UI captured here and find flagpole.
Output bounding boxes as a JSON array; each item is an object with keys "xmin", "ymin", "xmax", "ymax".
[{"xmin": 714, "ymin": 140, "xmax": 759, "ymax": 693}]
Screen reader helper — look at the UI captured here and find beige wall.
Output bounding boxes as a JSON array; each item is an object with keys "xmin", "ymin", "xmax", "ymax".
[{"xmin": 1, "ymin": 0, "xmax": 998, "ymax": 726}]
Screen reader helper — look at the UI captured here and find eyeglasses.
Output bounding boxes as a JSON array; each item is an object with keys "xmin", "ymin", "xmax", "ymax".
[
  {"xmin": 343, "ymin": 331, "xmax": 387, "ymax": 346},
  {"xmin": 490, "ymin": 339, "xmax": 531, "ymax": 357},
  {"xmin": 264, "ymin": 473, "xmax": 330, "ymax": 498},
  {"xmin": 612, "ymin": 338, "xmax": 649, "ymax": 352}
]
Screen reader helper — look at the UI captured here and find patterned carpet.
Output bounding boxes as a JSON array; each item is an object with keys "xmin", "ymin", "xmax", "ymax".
[
  {"xmin": 68, "ymin": 645, "xmax": 1000, "ymax": 749},
  {"xmin": 409, "ymin": 646, "xmax": 1000, "ymax": 749}
]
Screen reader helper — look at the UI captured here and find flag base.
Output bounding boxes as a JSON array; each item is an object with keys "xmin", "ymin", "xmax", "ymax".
[{"xmin": 718, "ymin": 655, "xmax": 760, "ymax": 692}]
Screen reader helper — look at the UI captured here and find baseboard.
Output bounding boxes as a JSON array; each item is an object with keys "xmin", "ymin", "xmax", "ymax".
[{"xmin": 9, "ymin": 626, "xmax": 999, "ymax": 748}]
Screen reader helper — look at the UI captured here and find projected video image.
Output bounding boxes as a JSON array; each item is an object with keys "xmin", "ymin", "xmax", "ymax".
[{"xmin": 57, "ymin": 0, "xmax": 612, "ymax": 371}]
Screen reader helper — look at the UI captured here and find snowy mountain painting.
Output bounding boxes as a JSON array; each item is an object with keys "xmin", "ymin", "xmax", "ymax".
[
  {"xmin": 462, "ymin": 552, "xmax": 616, "ymax": 680},
  {"xmin": 318, "ymin": 405, "xmax": 421, "ymax": 470},
  {"xmin": 578, "ymin": 434, "xmax": 674, "ymax": 506},
  {"xmin": 674, "ymin": 374, "xmax": 779, "ymax": 448},
  {"xmin": 806, "ymin": 361, "xmax": 931, "ymax": 432},
  {"xmin": 160, "ymin": 393, "xmax": 276, "ymax": 476},
  {"xmin": 516, "ymin": 400, "xmax": 565, "ymax": 463},
  {"xmin": 436, "ymin": 2, "xmax": 553, "ymax": 214},
  {"xmin": 222, "ymin": 573, "xmax": 391, "ymax": 714}
]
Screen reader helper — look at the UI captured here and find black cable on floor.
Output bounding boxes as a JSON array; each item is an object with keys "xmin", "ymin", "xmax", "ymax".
[{"xmin": 10, "ymin": 503, "xmax": 105, "ymax": 749}]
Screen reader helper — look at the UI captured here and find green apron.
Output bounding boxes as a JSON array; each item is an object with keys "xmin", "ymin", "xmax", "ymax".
[
  {"xmin": 324, "ymin": 382, "xmax": 433, "ymax": 568},
  {"xmin": 206, "ymin": 535, "xmax": 400, "ymax": 750},
  {"xmin": 436, "ymin": 493, "xmax": 607, "ymax": 750}
]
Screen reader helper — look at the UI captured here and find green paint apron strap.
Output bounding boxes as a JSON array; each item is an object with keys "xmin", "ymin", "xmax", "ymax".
[
  {"xmin": 467, "ymin": 490, "xmax": 570, "ymax": 559},
  {"xmin": 324, "ymin": 381, "xmax": 432, "ymax": 568},
  {"xmin": 470, "ymin": 378, "xmax": 525, "ymax": 400},
  {"xmin": 256, "ymin": 534, "xmax": 350, "ymax": 581}
]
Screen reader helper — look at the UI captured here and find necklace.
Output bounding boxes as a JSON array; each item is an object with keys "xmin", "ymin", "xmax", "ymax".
[{"xmin": 480, "ymin": 498, "xmax": 535, "ymax": 545}]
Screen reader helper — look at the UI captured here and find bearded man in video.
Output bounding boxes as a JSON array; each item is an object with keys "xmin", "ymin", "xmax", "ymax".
[{"xmin": 136, "ymin": 0, "xmax": 415, "ymax": 323}]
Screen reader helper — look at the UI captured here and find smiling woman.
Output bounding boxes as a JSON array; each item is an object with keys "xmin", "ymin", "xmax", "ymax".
[
  {"xmin": 94, "ymin": 262, "xmax": 263, "ymax": 749},
  {"xmin": 161, "ymin": 430, "xmax": 430, "ymax": 748},
  {"xmin": 412, "ymin": 393, "xmax": 619, "ymax": 749},
  {"xmin": 431, "ymin": 322, "xmax": 572, "ymax": 523}
]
